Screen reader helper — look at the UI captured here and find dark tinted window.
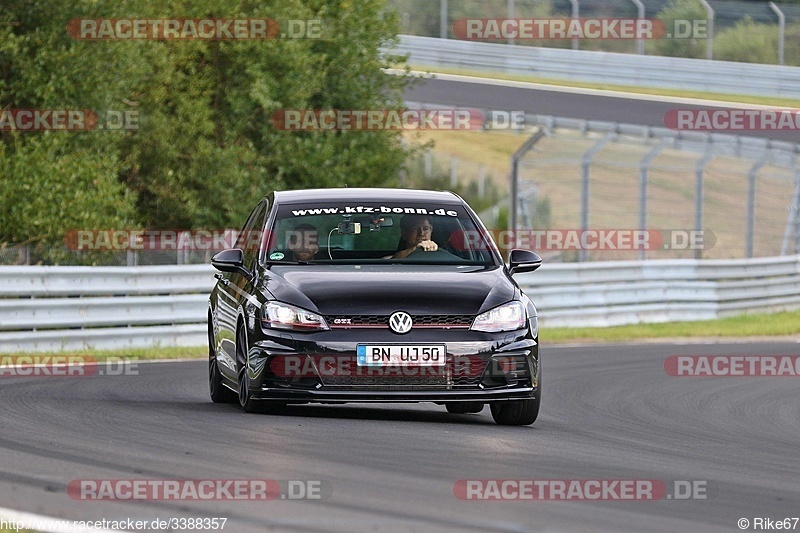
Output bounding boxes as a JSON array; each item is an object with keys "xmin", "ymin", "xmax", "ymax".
[
  {"xmin": 236, "ymin": 200, "xmax": 268, "ymax": 269},
  {"xmin": 266, "ymin": 201, "xmax": 499, "ymax": 265}
]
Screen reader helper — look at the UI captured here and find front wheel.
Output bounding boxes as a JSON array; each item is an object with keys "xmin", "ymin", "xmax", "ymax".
[
  {"xmin": 489, "ymin": 396, "xmax": 540, "ymax": 426},
  {"xmin": 209, "ymin": 316, "xmax": 236, "ymax": 404},
  {"xmin": 236, "ymin": 323, "xmax": 284, "ymax": 414},
  {"xmin": 210, "ymin": 357, "xmax": 237, "ymax": 404},
  {"xmin": 236, "ymin": 323, "xmax": 262, "ymax": 413},
  {"xmin": 237, "ymin": 365, "xmax": 262, "ymax": 413}
]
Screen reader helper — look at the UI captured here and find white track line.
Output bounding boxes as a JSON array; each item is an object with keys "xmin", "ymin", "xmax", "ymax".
[{"xmin": 0, "ymin": 506, "xmax": 125, "ymax": 533}]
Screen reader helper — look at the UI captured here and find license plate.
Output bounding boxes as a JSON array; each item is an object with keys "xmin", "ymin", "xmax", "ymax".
[{"xmin": 356, "ymin": 344, "xmax": 446, "ymax": 367}]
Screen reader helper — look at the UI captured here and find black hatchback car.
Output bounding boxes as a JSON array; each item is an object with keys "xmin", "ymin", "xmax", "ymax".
[{"xmin": 208, "ymin": 188, "xmax": 543, "ymax": 425}]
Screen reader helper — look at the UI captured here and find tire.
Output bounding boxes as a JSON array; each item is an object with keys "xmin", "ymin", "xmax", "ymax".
[
  {"xmin": 489, "ymin": 396, "xmax": 540, "ymax": 426},
  {"xmin": 445, "ymin": 402, "xmax": 484, "ymax": 414},
  {"xmin": 236, "ymin": 322, "xmax": 283, "ymax": 414},
  {"xmin": 237, "ymin": 365, "xmax": 262, "ymax": 413},
  {"xmin": 209, "ymin": 315, "xmax": 236, "ymax": 404},
  {"xmin": 236, "ymin": 322, "xmax": 261, "ymax": 413}
]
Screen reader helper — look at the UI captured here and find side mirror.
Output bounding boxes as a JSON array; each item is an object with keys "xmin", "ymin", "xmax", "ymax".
[
  {"xmin": 211, "ymin": 249, "xmax": 252, "ymax": 279},
  {"xmin": 508, "ymin": 249, "xmax": 542, "ymax": 275}
]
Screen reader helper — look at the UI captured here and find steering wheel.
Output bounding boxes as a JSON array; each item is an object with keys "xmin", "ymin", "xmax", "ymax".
[{"xmin": 407, "ymin": 246, "xmax": 462, "ymax": 261}]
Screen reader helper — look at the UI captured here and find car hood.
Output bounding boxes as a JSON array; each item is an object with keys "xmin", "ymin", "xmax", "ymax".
[{"xmin": 261, "ymin": 264, "xmax": 516, "ymax": 316}]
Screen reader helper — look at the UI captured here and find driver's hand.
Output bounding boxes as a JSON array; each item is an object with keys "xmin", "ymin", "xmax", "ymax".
[
  {"xmin": 415, "ymin": 240, "xmax": 438, "ymax": 252},
  {"xmin": 390, "ymin": 240, "xmax": 439, "ymax": 259}
]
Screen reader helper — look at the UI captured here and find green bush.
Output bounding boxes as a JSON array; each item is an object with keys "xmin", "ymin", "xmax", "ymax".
[
  {"xmin": 716, "ymin": 16, "xmax": 776, "ymax": 64},
  {"xmin": 648, "ymin": 0, "xmax": 707, "ymax": 59},
  {"xmin": 715, "ymin": 18, "xmax": 800, "ymax": 66}
]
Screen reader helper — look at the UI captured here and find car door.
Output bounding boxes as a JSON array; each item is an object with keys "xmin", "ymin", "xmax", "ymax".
[{"xmin": 213, "ymin": 200, "xmax": 269, "ymax": 381}]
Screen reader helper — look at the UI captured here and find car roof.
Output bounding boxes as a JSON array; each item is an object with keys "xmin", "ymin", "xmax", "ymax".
[{"xmin": 273, "ymin": 188, "xmax": 462, "ymax": 205}]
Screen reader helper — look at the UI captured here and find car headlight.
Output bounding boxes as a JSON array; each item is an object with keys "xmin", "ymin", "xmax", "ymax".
[
  {"xmin": 471, "ymin": 301, "xmax": 526, "ymax": 332},
  {"xmin": 262, "ymin": 302, "xmax": 329, "ymax": 332}
]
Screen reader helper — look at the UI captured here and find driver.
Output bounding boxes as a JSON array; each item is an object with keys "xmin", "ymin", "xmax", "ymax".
[
  {"xmin": 391, "ymin": 214, "xmax": 438, "ymax": 259},
  {"xmin": 287, "ymin": 223, "xmax": 319, "ymax": 261}
]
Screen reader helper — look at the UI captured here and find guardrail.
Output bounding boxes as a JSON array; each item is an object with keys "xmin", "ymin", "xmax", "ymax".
[
  {"xmin": 0, "ymin": 265, "xmax": 215, "ymax": 353},
  {"xmin": 1, "ymin": 255, "xmax": 798, "ymax": 353},
  {"xmin": 515, "ymin": 254, "xmax": 800, "ymax": 327},
  {"xmin": 394, "ymin": 35, "xmax": 800, "ymax": 99}
]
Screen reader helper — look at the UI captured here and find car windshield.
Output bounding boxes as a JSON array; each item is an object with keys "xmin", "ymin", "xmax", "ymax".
[{"xmin": 263, "ymin": 201, "xmax": 499, "ymax": 265}]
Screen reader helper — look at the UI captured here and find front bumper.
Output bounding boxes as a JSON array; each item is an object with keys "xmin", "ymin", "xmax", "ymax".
[
  {"xmin": 248, "ymin": 386, "xmax": 538, "ymax": 403},
  {"xmin": 244, "ymin": 329, "xmax": 539, "ymax": 404}
]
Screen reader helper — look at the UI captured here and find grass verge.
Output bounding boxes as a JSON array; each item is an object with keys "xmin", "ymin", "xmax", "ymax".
[
  {"xmin": 544, "ymin": 309, "xmax": 800, "ymax": 344},
  {"xmin": 0, "ymin": 346, "xmax": 206, "ymax": 361}
]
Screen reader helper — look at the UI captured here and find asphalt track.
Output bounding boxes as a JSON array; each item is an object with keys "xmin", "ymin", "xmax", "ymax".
[
  {"xmin": 2, "ymin": 342, "xmax": 799, "ymax": 532},
  {"xmin": 403, "ymin": 76, "xmax": 800, "ymax": 142}
]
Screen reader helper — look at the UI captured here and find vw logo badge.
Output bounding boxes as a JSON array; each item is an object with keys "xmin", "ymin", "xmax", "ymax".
[{"xmin": 389, "ymin": 311, "xmax": 413, "ymax": 334}]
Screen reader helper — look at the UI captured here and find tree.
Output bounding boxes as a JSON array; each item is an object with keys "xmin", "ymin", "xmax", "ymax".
[{"xmin": 0, "ymin": 0, "xmax": 412, "ymax": 262}]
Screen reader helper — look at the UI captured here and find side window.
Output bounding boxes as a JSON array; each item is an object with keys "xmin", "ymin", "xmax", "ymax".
[{"xmin": 236, "ymin": 201, "xmax": 267, "ymax": 269}]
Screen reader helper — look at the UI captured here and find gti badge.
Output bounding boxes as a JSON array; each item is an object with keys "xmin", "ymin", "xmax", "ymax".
[{"xmin": 389, "ymin": 311, "xmax": 413, "ymax": 334}]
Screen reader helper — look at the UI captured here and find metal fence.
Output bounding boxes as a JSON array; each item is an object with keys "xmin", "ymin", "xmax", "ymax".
[
  {"xmin": 2, "ymin": 256, "xmax": 798, "ymax": 352},
  {"xmin": 403, "ymin": 148, "xmax": 510, "ymax": 226},
  {"xmin": 388, "ymin": 0, "xmax": 800, "ymax": 64},
  {"xmin": 510, "ymin": 115, "xmax": 800, "ymax": 262}
]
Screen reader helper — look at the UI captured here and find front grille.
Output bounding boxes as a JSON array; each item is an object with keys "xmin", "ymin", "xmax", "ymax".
[
  {"xmin": 415, "ymin": 315, "xmax": 474, "ymax": 327},
  {"xmin": 328, "ymin": 315, "xmax": 386, "ymax": 327},
  {"xmin": 326, "ymin": 314, "xmax": 473, "ymax": 329}
]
